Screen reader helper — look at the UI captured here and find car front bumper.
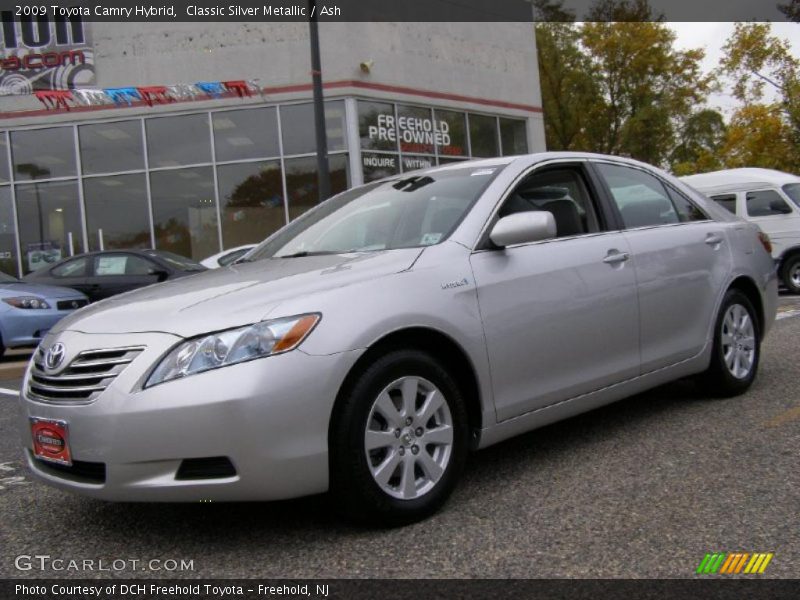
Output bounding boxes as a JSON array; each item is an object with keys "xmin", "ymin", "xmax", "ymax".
[
  {"xmin": 18, "ymin": 329, "xmax": 362, "ymax": 502},
  {"xmin": 2, "ymin": 307, "xmax": 80, "ymax": 348}
]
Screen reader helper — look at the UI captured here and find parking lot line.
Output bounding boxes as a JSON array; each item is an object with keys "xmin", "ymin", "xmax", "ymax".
[
  {"xmin": 764, "ymin": 405, "xmax": 800, "ymax": 428},
  {"xmin": 0, "ymin": 387, "xmax": 18, "ymax": 396}
]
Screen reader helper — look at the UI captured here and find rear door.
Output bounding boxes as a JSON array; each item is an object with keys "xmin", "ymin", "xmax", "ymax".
[
  {"xmin": 592, "ymin": 161, "xmax": 732, "ymax": 374},
  {"xmin": 470, "ymin": 161, "xmax": 641, "ymax": 422}
]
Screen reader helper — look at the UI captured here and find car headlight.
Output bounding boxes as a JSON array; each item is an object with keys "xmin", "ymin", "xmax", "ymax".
[
  {"xmin": 2, "ymin": 296, "xmax": 51, "ymax": 309},
  {"xmin": 145, "ymin": 313, "xmax": 320, "ymax": 388}
]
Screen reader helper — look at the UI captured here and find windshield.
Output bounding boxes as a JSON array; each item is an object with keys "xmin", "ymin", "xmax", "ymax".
[
  {"xmin": 248, "ymin": 166, "xmax": 502, "ymax": 260},
  {"xmin": 0, "ymin": 271, "xmax": 18, "ymax": 283},
  {"xmin": 783, "ymin": 184, "xmax": 800, "ymax": 207}
]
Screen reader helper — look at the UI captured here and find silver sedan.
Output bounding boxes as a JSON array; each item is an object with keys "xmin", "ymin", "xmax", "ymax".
[{"xmin": 18, "ymin": 153, "xmax": 777, "ymax": 525}]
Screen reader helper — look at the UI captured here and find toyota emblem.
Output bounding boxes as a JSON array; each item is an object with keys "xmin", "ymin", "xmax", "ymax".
[{"xmin": 45, "ymin": 342, "xmax": 66, "ymax": 370}]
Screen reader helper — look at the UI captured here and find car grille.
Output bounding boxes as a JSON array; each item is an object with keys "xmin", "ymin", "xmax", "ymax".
[
  {"xmin": 28, "ymin": 346, "xmax": 144, "ymax": 404},
  {"xmin": 56, "ymin": 299, "xmax": 89, "ymax": 310}
]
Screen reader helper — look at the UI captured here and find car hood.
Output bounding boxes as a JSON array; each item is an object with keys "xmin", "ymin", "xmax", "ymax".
[
  {"xmin": 0, "ymin": 282, "xmax": 86, "ymax": 300},
  {"xmin": 54, "ymin": 249, "xmax": 423, "ymax": 337}
]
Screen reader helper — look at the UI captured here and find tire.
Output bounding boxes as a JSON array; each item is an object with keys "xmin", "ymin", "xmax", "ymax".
[
  {"xmin": 330, "ymin": 349, "xmax": 469, "ymax": 526},
  {"xmin": 697, "ymin": 289, "xmax": 760, "ymax": 397},
  {"xmin": 780, "ymin": 254, "xmax": 800, "ymax": 294}
]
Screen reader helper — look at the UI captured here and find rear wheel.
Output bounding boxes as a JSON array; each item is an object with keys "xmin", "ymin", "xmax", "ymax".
[
  {"xmin": 330, "ymin": 349, "xmax": 469, "ymax": 526},
  {"xmin": 780, "ymin": 254, "xmax": 800, "ymax": 294},
  {"xmin": 697, "ymin": 289, "xmax": 760, "ymax": 397}
]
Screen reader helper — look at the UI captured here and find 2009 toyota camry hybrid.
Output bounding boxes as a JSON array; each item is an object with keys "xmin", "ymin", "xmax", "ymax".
[{"xmin": 19, "ymin": 153, "xmax": 777, "ymax": 525}]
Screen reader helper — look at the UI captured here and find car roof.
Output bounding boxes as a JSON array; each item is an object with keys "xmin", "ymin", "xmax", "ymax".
[{"xmin": 681, "ymin": 168, "xmax": 800, "ymax": 193}]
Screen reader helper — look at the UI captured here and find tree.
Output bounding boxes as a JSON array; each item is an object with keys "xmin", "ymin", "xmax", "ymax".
[
  {"xmin": 534, "ymin": 0, "xmax": 714, "ymax": 166},
  {"xmin": 670, "ymin": 109, "xmax": 727, "ymax": 175},
  {"xmin": 778, "ymin": 0, "xmax": 800, "ymax": 21},
  {"xmin": 718, "ymin": 22, "xmax": 800, "ymax": 171},
  {"xmin": 578, "ymin": 20, "xmax": 713, "ymax": 165},
  {"xmin": 718, "ymin": 105, "xmax": 799, "ymax": 172}
]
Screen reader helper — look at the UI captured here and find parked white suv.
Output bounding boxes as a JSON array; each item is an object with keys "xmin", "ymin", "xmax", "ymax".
[{"xmin": 682, "ymin": 168, "xmax": 800, "ymax": 293}]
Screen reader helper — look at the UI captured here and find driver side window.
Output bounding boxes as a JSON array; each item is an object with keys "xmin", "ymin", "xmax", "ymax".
[{"xmin": 498, "ymin": 166, "xmax": 601, "ymax": 238}]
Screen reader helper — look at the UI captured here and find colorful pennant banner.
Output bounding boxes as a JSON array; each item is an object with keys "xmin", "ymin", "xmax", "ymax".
[{"xmin": 29, "ymin": 79, "xmax": 262, "ymax": 111}]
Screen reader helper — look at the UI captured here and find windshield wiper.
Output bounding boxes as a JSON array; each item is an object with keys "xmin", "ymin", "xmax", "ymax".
[{"xmin": 274, "ymin": 250, "xmax": 342, "ymax": 259}]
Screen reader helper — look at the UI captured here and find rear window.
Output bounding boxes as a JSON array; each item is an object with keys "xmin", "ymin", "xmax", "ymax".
[{"xmin": 710, "ymin": 194, "xmax": 737, "ymax": 215}]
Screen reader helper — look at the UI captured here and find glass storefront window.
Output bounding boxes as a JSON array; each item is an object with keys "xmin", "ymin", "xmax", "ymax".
[
  {"xmin": 401, "ymin": 154, "xmax": 435, "ymax": 172},
  {"xmin": 0, "ymin": 186, "xmax": 17, "ymax": 276},
  {"xmin": 469, "ymin": 114, "xmax": 499, "ymax": 157},
  {"xmin": 15, "ymin": 180, "xmax": 83, "ymax": 273},
  {"xmin": 79, "ymin": 120, "xmax": 145, "ymax": 175},
  {"xmin": 280, "ymin": 101, "xmax": 346, "ymax": 156},
  {"xmin": 433, "ymin": 109, "xmax": 467, "ymax": 158},
  {"xmin": 12, "ymin": 127, "xmax": 77, "ymax": 180},
  {"xmin": 358, "ymin": 100, "xmax": 397, "ymax": 152},
  {"xmin": 362, "ymin": 152, "xmax": 399, "ymax": 183},
  {"xmin": 0, "ymin": 134, "xmax": 9, "ymax": 184},
  {"xmin": 397, "ymin": 104, "xmax": 435, "ymax": 155},
  {"xmin": 216, "ymin": 161, "xmax": 286, "ymax": 248},
  {"xmin": 150, "ymin": 167, "xmax": 219, "ymax": 261},
  {"xmin": 284, "ymin": 154, "xmax": 349, "ymax": 221},
  {"xmin": 146, "ymin": 114, "xmax": 211, "ymax": 168},
  {"xmin": 83, "ymin": 174, "xmax": 151, "ymax": 251},
  {"xmin": 213, "ymin": 108, "xmax": 280, "ymax": 162},
  {"xmin": 500, "ymin": 118, "xmax": 528, "ymax": 155}
]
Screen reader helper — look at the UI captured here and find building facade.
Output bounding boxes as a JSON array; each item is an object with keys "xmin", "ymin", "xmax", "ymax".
[{"xmin": 0, "ymin": 21, "xmax": 545, "ymax": 277}]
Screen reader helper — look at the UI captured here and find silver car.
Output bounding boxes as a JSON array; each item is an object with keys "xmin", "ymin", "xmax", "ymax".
[{"xmin": 19, "ymin": 153, "xmax": 777, "ymax": 525}]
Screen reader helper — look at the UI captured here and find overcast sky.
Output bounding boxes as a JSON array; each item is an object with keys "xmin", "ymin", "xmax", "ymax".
[{"xmin": 668, "ymin": 22, "xmax": 800, "ymax": 113}]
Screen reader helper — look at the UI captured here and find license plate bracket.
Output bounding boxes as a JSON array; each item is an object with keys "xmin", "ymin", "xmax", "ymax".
[{"xmin": 30, "ymin": 418, "xmax": 72, "ymax": 466}]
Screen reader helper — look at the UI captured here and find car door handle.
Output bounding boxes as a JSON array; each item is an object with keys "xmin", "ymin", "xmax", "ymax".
[
  {"xmin": 603, "ymin": 250, "xmax": 630, "ymax": 265},
  {"xmin": 705, "ymin": 233, "xmax": 724, "ymax": 246}
]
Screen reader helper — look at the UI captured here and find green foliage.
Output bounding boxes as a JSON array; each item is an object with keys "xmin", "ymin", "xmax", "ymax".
[{"xmin": 536, "ymin": 14, "xmax": 714, "ymax": 167}]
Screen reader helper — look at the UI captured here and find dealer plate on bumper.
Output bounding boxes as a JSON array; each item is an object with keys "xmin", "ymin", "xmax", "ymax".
[{"xmin": 30, "ymin": 418, "xmax": 72, "ymax": 466}]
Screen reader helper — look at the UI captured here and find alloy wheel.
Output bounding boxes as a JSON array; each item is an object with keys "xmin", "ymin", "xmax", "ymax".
[
  {"xmin": 364, "ymin": 376, "xmax": 453, "ymax": 500},
  {"xmin": 721, "ymin": 303, "xmax": 756, "ymax": 379}
]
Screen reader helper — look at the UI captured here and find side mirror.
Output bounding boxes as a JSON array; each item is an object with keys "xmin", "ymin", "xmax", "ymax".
[
  {"xmin": 770, "ymin": 199, "xmax": 792, "ymax": 214},
  {"xmin": 489, "ymin": 212, "xmax": 557, "ymax": 248},
  {"xmin": 148, "ymin": 268, "xmax": 169, "ymax": 282}
]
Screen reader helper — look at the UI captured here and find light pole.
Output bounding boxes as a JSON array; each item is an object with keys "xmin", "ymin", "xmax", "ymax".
[{"xmin": 308, "ymin": 0, "xmax": 331, "ymax": 202}]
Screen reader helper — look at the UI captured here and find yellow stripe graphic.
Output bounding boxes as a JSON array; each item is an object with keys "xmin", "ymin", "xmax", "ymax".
[
  {"xmin": 746, "ymin": 554, "xmax": 766, "ymax": 573},
  {"xmin": 758, "ymin": 553, "xmax": 774, "ymax": 573}
]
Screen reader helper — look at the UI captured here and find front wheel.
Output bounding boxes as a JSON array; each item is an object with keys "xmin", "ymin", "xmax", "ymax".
[
  {"xmin": 330, "ymin": 349, "xmax": 469, "ymax": 526},
  {"xmin": 781, "ymin": 255, "xmax": 800, "ymax": 294},
  {"xmin": 697, "ymin": 289, "xmax": 760, "ymax": 397}
]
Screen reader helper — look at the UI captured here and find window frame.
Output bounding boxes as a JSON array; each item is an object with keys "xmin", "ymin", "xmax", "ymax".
[
  {"xmin": 588, "ymin": 160, "xmax": 712, "ymax": 232},
  {"xmin": 473, "ymin": 159, "xmax": 618, "ymax": 252}
]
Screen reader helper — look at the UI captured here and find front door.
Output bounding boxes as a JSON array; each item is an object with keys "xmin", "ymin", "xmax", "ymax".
[{"xmin": 470, "ymin": 164, "xmax": 641, "ymax": 422}]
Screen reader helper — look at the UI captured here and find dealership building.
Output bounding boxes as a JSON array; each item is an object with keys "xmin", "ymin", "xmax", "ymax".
[{"xmin": 0, "ymin": 20, "xmax": 545, "ymax": 277}]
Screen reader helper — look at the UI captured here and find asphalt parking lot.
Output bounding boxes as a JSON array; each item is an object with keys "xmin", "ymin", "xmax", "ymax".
[{"xmin": 1, "ymin": 297, "xmax": 799, "ymax": 579}]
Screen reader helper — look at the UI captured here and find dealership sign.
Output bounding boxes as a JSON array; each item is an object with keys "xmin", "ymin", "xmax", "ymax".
[
  {"xmin": 0, "ymin": 13, "xmax": 94, "ymax": 94},
  {"xmin": 368, "ymin": 114, "xmax": 452, "ymax": 148}
]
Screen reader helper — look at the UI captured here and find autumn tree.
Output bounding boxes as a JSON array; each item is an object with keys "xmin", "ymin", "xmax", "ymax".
[
  {"xmin": 670, "ymin": 109, "xmax": 727, "ymax": 175},
  {"xmin": 779, "ymin": 0, "xmax": 800, "ymax": 21},
  {"xmin": 718, "ymin": 22, "xmax": 800, "ymax": 172},
  {"xmin": 535, "ymin": 0, "xmax": 714, "ymax": 166}
]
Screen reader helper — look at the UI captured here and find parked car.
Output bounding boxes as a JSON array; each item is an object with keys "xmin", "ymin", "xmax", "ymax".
[
  {"xmin": 0, "ymin": 271, "xmax": 88, "ymax": 358},
  {"xmin": 200, "ymin": 245, "xmax": 256, "ymax": 269},
  {"xmin": 23, "ymin": 249, "xmax": 207, "ymax": 303},
  {"xmin": 19, "ymin": 153, "xmax": 777, "ymax": 525},
  {"xmin": 682, "ymin": 168, "xmax": 800, "ymax": 293}
]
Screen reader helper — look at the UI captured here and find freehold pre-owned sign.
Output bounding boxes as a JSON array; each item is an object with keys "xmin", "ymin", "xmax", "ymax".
[
  {"xmin": 369, "ymin": 113, "xmax": 452, "ymax": 148},
  {"xmin": 0, "ymin": 12, "xmax": 94, "ymax": 93}
]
